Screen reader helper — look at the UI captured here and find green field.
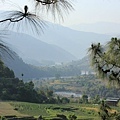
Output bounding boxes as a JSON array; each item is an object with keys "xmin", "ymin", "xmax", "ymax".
[
  {"xmin": 1, "ymin": 101, "xmax": 120, "ymax": 120},
  {"xmin": 0, "ymin": 101, "xmax": 108, "ymax": 120},
  {"xmin": 0, "ymin": 102, "xmax": 24, "ymax": 116}
]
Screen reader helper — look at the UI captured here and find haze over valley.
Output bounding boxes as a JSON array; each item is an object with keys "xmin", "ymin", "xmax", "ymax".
[
  {"xmin": 1, "ymin": 22, "xmax": 118, "ymax": 79},
  {"xmin": 3, "ymin": 22, "xmax": 113, "ymax": 65}
]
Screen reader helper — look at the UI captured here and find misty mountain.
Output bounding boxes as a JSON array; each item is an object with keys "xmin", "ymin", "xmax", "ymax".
[
  {"xmin": 68, "ymin": 56, "xmax": 91, "ymax": 71},
  {"xmin": 2, "ymin": 22, "xmax": 112, "ymax": 63},
  {"xmin": 38, "ymin": 22, "xmax": 112, "ymax": 59},
  {"xmin": 3, "ymin": 31, "xmax": 76, "ymax": 66},
  {"xmin": 70, "ymin": 22, "xmax": 120, "ymax": 35}
]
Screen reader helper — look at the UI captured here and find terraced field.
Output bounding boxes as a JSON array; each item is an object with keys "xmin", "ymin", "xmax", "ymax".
[
  {"xmin": 1, "ymin": 101, "xmax": 120, "ymax": 120},
  {"xmin": 0, "ymin": 102, "xmax": 100, "ymax": 119},
  {"xmin": 0, "ymin": 102, "xmax": 24, "ymax": 116}
]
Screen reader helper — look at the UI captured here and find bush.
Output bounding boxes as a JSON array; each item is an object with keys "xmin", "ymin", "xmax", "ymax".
[
  {"xmin": 56, "ymin": 114, "xmax": 68, "ymax": 120},
  {"xmin": 68, "ymin": 114, "xmax": 77, "ymax": 120}
]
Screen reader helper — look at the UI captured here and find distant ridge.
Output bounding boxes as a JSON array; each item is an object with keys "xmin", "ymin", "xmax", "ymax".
[
  {"xmin": 70, "ymin": 22, "xmax": 120, "ymax": 35},
  {"xmin": 3, "ymin": 31, "xmax": 76, "ymax": 66},
  {"xmin": 38, "ymin": 22, "xmax": 112, "ymax": 59}
]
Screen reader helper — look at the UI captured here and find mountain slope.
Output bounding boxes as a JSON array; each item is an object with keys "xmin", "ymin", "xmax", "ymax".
[
  {"xmin": 3, "ymin": 31, "xmax": 76, "ymax": 65},
  {"xmin": 2, "ymin": 52, "xmax": 91, "ymax": 80},
  {"xmin": 2, "ymin": 53, "xmax": 47, "ymax": 80},
  {"xmin": 38, "ymin": 22, "xmax": 112, "ymax": 59},
  {"xmin": 3, "ymin": 22, "xmax": 112, "ymax": 63},
  {"xmin": 1, "ymin": 49, "xmax": 92, "ymax": 80}
]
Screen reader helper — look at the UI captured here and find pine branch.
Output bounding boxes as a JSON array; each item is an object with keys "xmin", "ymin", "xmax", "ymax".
[
  {"xmin": 35, "ymin": 0, "xmax": 57, "ymax": 5},
  {"xmin": 0, "ymin": 16, "xmax": 24, "ymax": 23}
]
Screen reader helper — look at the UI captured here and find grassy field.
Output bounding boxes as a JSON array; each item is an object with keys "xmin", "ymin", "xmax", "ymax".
[
  {"xmin": 0, "ymin": 101, "xmax": 120, "ymax": 120},
  {"xmin": 0, "ymin": 101, "xmax": 101, "ymax": 119},
  {"xmin": 0, "ymin": 102, "xmax": 24, "ymax": 116}
]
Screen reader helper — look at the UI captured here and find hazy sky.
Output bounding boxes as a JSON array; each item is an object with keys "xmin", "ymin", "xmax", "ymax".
[
  {"xmin": 63, "ymin": 0, "xmax": 120, "ymax": 26},
  {"xmin": 1, "ymin": 0, "xmax": 120, "ymax": 26}
]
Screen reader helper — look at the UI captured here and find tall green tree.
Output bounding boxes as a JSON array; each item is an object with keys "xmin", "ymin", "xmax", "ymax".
[
  {"xmin": 88, "ymin": 38, "xmax": 120, "ymax": 86},
  {"xmin": 0, "ymin": 59, "xmax": 15, "ymax": 78},
  {"xmin": 68, "ymin": 114, "xmax": 77, "ymax": 120},
  {"xmin": 82, "ymin": 94, "xmax": 88, "ymax": 104}
]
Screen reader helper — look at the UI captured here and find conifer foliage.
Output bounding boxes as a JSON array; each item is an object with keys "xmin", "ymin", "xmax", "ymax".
[
  {"xmin": 0, "ymin": 0, "xmax": 74, "ymax": 34},
  {"xmin": 88, "ymin": 38, "xmax": 120, "ymax": 86}
]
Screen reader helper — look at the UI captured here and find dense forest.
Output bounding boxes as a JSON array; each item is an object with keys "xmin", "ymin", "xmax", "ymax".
[{"xmin": 0, "ymin": 59, "xmax": 72, "ymax": 104}]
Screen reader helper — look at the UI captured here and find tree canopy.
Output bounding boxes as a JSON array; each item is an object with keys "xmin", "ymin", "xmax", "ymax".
[{"xmin": 88, "ymin": 38, "xmax": 120, "ymax": 87}]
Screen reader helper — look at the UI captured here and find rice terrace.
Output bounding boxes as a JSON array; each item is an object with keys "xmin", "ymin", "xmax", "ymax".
[{"xmin": 0, "ymin": 101, "xmax": 119, "ymax": 120}]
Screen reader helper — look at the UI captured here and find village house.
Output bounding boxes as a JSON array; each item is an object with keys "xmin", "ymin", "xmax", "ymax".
[{"xmin": 105, "ymin": 97, "xmax": 120, "ymax": 106}]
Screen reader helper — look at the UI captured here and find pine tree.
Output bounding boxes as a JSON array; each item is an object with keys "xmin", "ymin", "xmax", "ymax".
[{"xmin": 88, "ymin": 38, "xmax": 120, "ymax": 87}]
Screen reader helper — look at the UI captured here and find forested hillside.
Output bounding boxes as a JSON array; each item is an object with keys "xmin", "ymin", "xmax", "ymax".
[
  {"xmin": 2, "ymin": 52, "xmax": 92, "ymax": 80},
  {"xmin": 0, "ymin": 59, "xmax": 58, "ymax": 103}
]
